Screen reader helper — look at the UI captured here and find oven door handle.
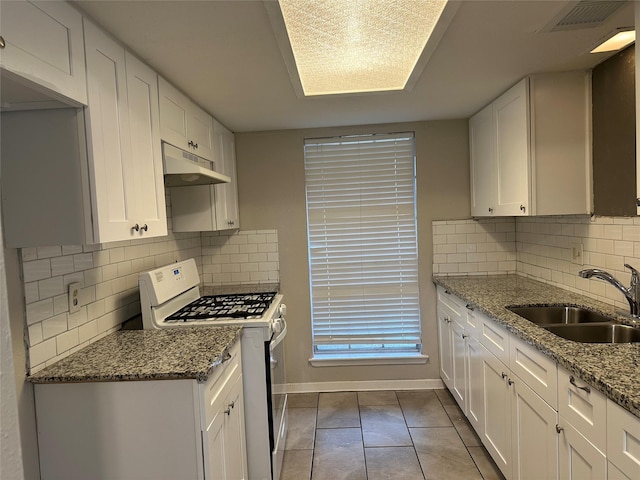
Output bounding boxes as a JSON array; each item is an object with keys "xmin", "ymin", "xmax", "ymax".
[{"xmin": 270, "ymin": 318, "xmax": 287, "ymax": 352}]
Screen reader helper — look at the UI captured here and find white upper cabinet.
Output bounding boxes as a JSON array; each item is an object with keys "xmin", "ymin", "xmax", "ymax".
[
  {"xmin": 171, "ymin": 119, "xmax": 240, "ymax": 233},
  {"xmin": 469, "ymin": 103, "xmax": 496, "ymax": 216},
  {"xmin": 159, "ymin": 77, "xmax": 215, "ymax": 161},
  {"xmin": 214, "ymin": 120, "xmax": 240, "ymax": 230},
  {"xmin": 470, "ymin": 72, "xmax": 592, "ymax": 216},
  {"xmin": 84, "ymin": 19, "xmax": 167, "ymax": 243},
  {"xmin": 0, "ymin": 0, "xmax": 87, "ymax": 107}
]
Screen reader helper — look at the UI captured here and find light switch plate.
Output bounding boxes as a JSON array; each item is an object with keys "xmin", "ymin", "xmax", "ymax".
[
  {"xmin": 571, "ymin": 242, "xmax": 584, "ymax": 265},
  {"xmin": 68, "ymin": 282, "xmax": 81, "ymax": 314}
]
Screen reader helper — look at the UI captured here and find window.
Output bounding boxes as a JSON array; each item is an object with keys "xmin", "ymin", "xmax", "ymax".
[{"xmin": 304, "ymin": 133, "xmax": 421, "ymax": 360}]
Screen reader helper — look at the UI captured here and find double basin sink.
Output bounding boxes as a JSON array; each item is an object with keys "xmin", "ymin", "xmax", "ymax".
[{"xmin": 507, "ymin": 305, "xmax": 640, "ymax": 344}]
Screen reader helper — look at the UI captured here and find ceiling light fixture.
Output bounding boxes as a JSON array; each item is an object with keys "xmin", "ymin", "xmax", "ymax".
[
  {"xmin": 266, "ymin": 0, "xmax": 457, "ymax": 97},
  {"xmin": 590, "ymin": 28, "xmax": 635, "ymax": 53}
]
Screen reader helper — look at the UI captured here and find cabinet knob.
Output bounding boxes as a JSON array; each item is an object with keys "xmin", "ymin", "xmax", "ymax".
[
  {"xmin": 188, "ymin": 140, "xmax": 198, "ymax": 149},
  {"xmin": 508, "ymin": 378, "xmax": 514, "ymax": 386},
  {"xmin": 462, "ymin": 334, "xmax": 469, "ymax": 339},
  {"xmin": 501, "ymin": 372, "xmax": 507, "ymax": 379},
  {"xmin": 520, "ymin": 204, "xmax": 526, "ymax": 213},
  {"xmin": 141, "ymin": 224, "xmax": 148, "ymax": 232},
  {"xmin": 224, "ymin": 407, "xmax": 231, "ymax": 415},
  {"xmin": 132, "ymin": 224, "xmax": 140, "ymax": 232},
  {"xmin": 488, "ymin": 207, "xmax": 493, "ymax": 213},
  {"xmin": 0, "ymin": 36, "xmax": 5, "ymax": 49},
  {"xmin": 228, "ymin": 401, "xmax": 235, "ymax": 409},
  {"xmin": 555, "ymin": 424, "xmax": 564, "ymax": 434},
  {"xmin": 465, "ymin": 304, "xmax": 474, "ymax": 311}
]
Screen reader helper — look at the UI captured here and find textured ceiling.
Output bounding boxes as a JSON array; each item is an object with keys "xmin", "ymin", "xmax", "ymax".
[{"xmin": 72, "ymin": 0, "xmax": 635, "ymax": 132}]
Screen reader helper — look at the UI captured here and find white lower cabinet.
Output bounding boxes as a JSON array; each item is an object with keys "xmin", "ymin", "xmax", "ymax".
[
  {"xmin": 511, "ymin": 377, "xmax": 558, "ymax": 480},
  {"xmin": 479, "ymin": 342, "xmax": 512, "ymax": 478},
  {"xmin": 436, "ymin": 287, "xmax": 640, "ymax": 480},
  {"xmin": 558, "ymin": 421, "xmax": 607, "ymax": 480},
  {"xmin": 607, "ymin": 399, "xmax": 640, "ymax": 479},
  {"xmin": 34, "ymin": 341, "xmax": 246, "ymax": 480}
]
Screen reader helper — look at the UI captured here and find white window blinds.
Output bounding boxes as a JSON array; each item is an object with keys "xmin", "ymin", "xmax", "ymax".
[{"xmin": 304, "ymin": 133, "xmax": 421, "ymax": 357}]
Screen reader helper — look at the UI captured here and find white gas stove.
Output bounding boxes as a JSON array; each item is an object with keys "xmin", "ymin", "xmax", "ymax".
[{"xmin": 138, "ymin": 259, "xmax": 287, "ymax": 480}]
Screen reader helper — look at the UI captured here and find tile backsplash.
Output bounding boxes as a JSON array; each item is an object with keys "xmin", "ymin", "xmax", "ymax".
[
  {"xmin": 21, "ymin": 224, "xmax": 279, "ymax": 374},
  {"xmin": 432, "ymin": 218, "xmax": 517, "ymax": 275},
  {"xmin": 433, "ymin": 215, "xmax": 640, "ymax": 312}
]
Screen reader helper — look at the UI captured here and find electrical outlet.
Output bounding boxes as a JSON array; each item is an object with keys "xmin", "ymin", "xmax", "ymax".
[
  {"xmin": 571, "ymin": 242, "xmax": 584, "ymax": 265},
  {"xmin": 68, "ymin": 282, "xmax": 81, "ymax": 314}
]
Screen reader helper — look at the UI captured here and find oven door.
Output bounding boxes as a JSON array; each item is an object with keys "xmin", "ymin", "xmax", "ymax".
[{"xmin": 269, "ymin": 319, "xmax": 287, "ymax": 480}]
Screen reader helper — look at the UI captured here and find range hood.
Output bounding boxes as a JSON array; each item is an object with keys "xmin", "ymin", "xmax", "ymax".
[{"xmin": 163, "ymin": 142, "xmax": 230, "ymax": 187}]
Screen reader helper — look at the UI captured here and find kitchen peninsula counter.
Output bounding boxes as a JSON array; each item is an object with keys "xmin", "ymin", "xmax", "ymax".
[
  {"xmin": 28, "ymin": 325, "xmax": 242, "ymax": 384},
  {"xmin": 433, "ymin": 274, "xmax": 640, "ymax": 418}
]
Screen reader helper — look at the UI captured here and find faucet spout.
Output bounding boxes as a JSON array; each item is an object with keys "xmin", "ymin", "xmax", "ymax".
[{"xmin": 578, "ymin": 265, "xmax": 640, "ymax": 317}]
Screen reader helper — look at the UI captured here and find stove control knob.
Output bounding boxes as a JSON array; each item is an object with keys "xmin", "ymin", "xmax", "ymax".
[
  {"xmin": 273, "ymin": 318, "xmax": 283, "ymax": 333},
  {"xmin": 279, "ymin": 303, "xmax": 287, "ymax": 317}
]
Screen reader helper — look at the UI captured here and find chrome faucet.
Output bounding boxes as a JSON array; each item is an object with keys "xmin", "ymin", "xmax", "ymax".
[{"xmin": 579, "ymin": 264, "xmax": 640, "ymax": 317}]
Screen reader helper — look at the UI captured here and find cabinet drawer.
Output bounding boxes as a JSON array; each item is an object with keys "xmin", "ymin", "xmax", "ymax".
[
  {"xmin": 202, "ymin": 341, "xmax": 242, "ymax": 426},
  {"xmin": 478, "ymin": 312, "xmax": 510, "ymax": 365},
  {"xmin": 509, "ymin": 336, "xmax": 557, "ymax": 409},
  {"xmin": 607, "ymin": 400, "xmax": 640, "ymax": 479},
  {"xmin": 558, "ymin": 367, "xmax": 607, "ymax": 453},
  {"xmin": 437, "ymin": 286, "xmax": 466, "ymax": 312}
]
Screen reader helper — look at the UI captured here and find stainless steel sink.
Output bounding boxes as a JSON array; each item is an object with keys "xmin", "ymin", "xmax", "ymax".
[
  {"xmin": 544, "ymin": 324, "xmax": 640, "ymax": 344},
  {"xmin": 507, "ymin": 305, "xmax": 613, "ymax": 325},
  {"xmin": 508, "ymin": 305, "xmax": 640, "ymax": 343}
]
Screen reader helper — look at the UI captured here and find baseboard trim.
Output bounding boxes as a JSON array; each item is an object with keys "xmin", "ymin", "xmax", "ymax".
[{"xmin": 285, "ymin": 378, "xmax": 444, "ymax": 393}]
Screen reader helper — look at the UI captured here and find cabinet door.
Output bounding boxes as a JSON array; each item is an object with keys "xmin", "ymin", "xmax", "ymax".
[
  {"xmin": 480, "ymin": 343, "xmax": 512, "ymax": 479},
  {"xmin": 215, "ymin": 122, "xmax": 240, "ymax": 229},
  {"xmin": 511, "ymin": 377, "xmax": 558, "ymax": 480},
  {"xmin": 558, "ymin": 421, "xmax": 606, "ymax": 480},
  {"xmin": 607, "ymin": 399, "xmax": 640, "ymax": 480},
  {"xmin": 494, "ymin": 78, "xmax": 530, "ymax": 216},
  {"xmin": 83, "ymin": 19, "xmax": 136, "ymax": 243},
  {"xmin": 189, "ymin": 104, "xmax": 215, "ymax": 161},
  {"xmin": 437, "ymin": 305, "xmax": 454, "ymax": 391},
  {"xmin": 0, "ymin": 0, "xmax": 87, "ymax": 105},
  {"xmin": 159, "ymin": 77, "xmax": 190, "ymax": 151},
  {"xmin": 204, "ymin": 404, "xmax": 227, "ymax": 480},
  {"xmin": 469, "ymin": 103, "xmax": 496, "ymax": 216},
  {"xmin": 125, "ymin": 52, "xmax": 167, "ymax": 238},
  {"xmin": 451, "ymin": 318, "xmax": 467, "ymax": 412},
  {"xmin": 223, "ymin": 374, "xmax": 248, "ymax": 480},
  {"xmin": 466, "ymin": 335, "xmax": 484, "ymax": 435}
]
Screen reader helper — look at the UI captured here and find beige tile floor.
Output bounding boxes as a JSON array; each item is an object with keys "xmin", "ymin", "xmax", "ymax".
[{"xmin": 281, "ymin": 389, "xmax": 505, "ymax": 480}]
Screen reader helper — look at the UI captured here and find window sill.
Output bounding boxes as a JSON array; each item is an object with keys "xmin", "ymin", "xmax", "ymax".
[{"xmin": 309, "ymin": 354, "xmax": 429, "ymax": 367}]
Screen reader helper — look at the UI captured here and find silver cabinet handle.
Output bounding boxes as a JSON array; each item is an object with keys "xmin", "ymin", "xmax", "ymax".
[
  {"xmin": 132, "ymin": 224, "xmax": 140, "ymax": 232},
  {"xmin": 569, "ymin": 375, "xmax": 591, "ymax": 394},
  {"xmin": 465, "ymin": 304, "xmax": 474, "ymax": 311},
  {"xmin": 556, "ymin": 424, "xmax": 564, "ymax": 434},
  {"xmin": 520, "ymin": 205, "xmax": 526, "ymax": 212},
  {"xmin": 462, "ymin": 334, "xmax": 469, "ymax": 339},
  {"xmin": 224, "ymin": 407, "xmax": 231, "ymax": 415},
  {"xmin": 508, "ymin": 378, "xmax": 514, "ymax": 386},
  {"xmin": 141, "ymin": 224, "xmax": 148, "ymax": 232},
  {"xmin": 488, "ymin": 207, "xmax": 493, "ymax": 213},
  {"xmin": 501, "ymin": 372, "xmax": 507, "ymax": 379}
]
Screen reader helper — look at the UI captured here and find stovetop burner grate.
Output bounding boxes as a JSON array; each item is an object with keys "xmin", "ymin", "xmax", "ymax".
[{"xmin": 166, "ymin": 292, "xmax": 277, "ymax": 322}]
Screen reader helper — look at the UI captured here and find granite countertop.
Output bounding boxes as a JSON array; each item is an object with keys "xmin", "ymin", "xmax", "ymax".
[
  {"xmin": 433, "ymin": 274, "xmax": 640, "ymax": 418},
  {"xmin": 28, "ymin": 325, "xmax": 243, "ymax": 384}
]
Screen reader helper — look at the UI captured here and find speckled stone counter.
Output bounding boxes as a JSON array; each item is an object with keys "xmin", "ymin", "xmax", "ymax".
[
  {"xmin": 201, "ymin": 283, "xmax": 279, "ymax": 295},
  {"xmin": 28, "ymin": 326, "xmax": 242, "ymax": 384},
  {"xmin": 433, "ymin": 274, "xmax": 640, "ymax": 418}
]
